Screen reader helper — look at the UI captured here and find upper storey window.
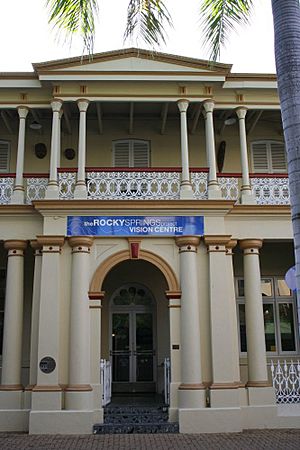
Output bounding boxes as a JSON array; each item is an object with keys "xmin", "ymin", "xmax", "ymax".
[
  {"xmin": 0, "ymin": 141, "xmax": 10, "ymax": 173},
  {"xmin": 113, "ymin": 140, "xmax": 150, "ymax": 168},
  {"xmin": 251, "ymin": 140, "xmax": 286, "ymax": 173}
]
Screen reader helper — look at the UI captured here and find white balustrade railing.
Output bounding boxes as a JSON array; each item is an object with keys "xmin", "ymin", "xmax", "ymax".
[
  {"xmin": 164, "ymin": 357, "xmax": 171, "ymax": 406},
  {"xmin": 271, "ymin": 360, "xmax": 300, "ymax": 404},
  {"xmin": 0, "ymin": 173, "xmax": 291, "ymax": 205},
  {"xmin": 251, "ymin": 177, "xmax": 290, "ymax": 205},
  {"xmin": 25, "ymin": 178, "xmax": 48, "ymax": 203},
  {"xmin": 0, "ymin": 177, "xmax": 14, "ymax": 204},
  {"xmin": 100, "ymin": 359, "xmax": 112, "ymax": 406}
]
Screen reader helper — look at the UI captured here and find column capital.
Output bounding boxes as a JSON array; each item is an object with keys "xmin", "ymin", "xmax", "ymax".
[
  {"xmin": 51, "ymin": 99, "xmax": 63, "ymax": 113},
  {"xmin": 236, "ymin": 107, "xmax": 248, "ymax": 120},
  {"xmin": 17, "ymin": 106, "xmax": 29, "ymax": 119},
  {"xmin": 68, "ymin": 236, "xmax": 94, "ymax": 251},
  {"xmin": 165, "ymin": 290, "xmax": 182, "ymax": 300},
  {"xmin": 88, "ymin": 291, "xmax": 105, "ymax": 301},
  {"xmin": 30, "ymin": 239, "xmax": 43, "ymax": 256},
  {"xmin": 239, "ymin": 238, "xmax": 263, "ymax": 251},
  {"xmin": 226, "ymin": 239, "xmax": 237, "ymax": 255},
  {"xmin": 36, "ymin": 235, "xmax": 65, "ymax": 248},
  {"xmin": 175, "ymin": 236, "xmax": 200, "ymax": 252},
  {"xmin": 204, "ymin": 235, "xmax": 232, "ymax": 247},
  {"xmin": 77, "ymin": 98, "xmax": 90, "ymax": 112},
  {"xmin": 4, "ymin": 239, "xmax": 27, "ymax": 251},
  {"xmin": 202, "ymin": 99, "xmax": 215, "ymax": 113},
  {"xmin": 177, "ymin": 99, "xmax": 189, "ymax": 113}
]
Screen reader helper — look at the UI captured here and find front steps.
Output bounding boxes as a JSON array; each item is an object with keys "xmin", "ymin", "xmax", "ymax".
[{"xmin": 93, "ymin": 404, "xmax": 179, "ymax": 434}]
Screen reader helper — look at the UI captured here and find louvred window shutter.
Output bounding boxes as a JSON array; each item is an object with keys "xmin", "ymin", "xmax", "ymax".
[
  {"xmin": 251, "ymin": 141, "xmax": 286, "ymax": 173},
  {"xmin": 113, "ymin": 140, "xmax": 150, "ymax": 168},
  {"xmin": 0, "ymin": 141, "xmax": 10, "ymax": 172}
]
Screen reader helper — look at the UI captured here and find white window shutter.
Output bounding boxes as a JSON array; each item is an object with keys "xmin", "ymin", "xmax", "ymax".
[
  {"xmin": 113, "ymin": 140, "xmax": 150, "ymax": 167},
  {"xmin": 132, "ymin": 141, "xmax": 149, "ymax": 167},
  {"xmin": 270, "ymin": 142, "xmax": 286, "ymax": 172},
  {"xmin": 113, "ymin": 141, "xmax": 130, "ymax": 167},
  {"xmin": 252, "ymin": 142, "xmax": 269, "ymax": 172},
  {"xmin": 0, "ymin": 141, "xmax": 10, "ymax": 172}
]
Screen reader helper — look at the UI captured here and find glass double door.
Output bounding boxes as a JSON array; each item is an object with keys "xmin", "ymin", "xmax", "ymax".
[{"xmin": 111, "ymin": 311, "xmax": 154, "ymax": 383}]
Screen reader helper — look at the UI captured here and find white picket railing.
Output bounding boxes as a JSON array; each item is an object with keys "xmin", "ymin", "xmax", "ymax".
[
  {"xmin": 270, "ymin": 360, "xmax": 300, "ymax": 404},
  {"xmin": 100, "ymin": 359, "xmax": 112, "ymax": 406},
  {"xmin": 164, "ymin": 357, "xmax": 171, "ymax": 406}
]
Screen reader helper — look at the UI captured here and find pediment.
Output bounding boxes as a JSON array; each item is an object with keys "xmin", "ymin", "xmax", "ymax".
[{"xmin": 33, "ymin": 48, "xmax": 232, "ymax": 80}]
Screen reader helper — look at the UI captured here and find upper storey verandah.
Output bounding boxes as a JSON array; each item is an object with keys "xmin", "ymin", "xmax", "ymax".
[{"xmin": 0, "ymin": 49, "xmax": 287, "ymax": 205}]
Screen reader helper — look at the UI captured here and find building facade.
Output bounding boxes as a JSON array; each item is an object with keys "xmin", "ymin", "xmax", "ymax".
[{"xmin": 0, "ymin": 48, "xmax": 298, "ymax": 434}]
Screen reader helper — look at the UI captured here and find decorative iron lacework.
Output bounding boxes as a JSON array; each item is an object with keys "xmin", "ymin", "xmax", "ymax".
[
  {"xmin": 218, "ymin": 177, "xmax": 239, "ymax": 200},
  {"xmin": 87, "ymin": 171, "xmax": 181, "ymax": 200},
  {"xmin": 251, "ymin": 177, "xmax": 290, "ymax": 205},
  {"xmin": 0, "ymin": 177, "xmax": 14, "ymax": 204},
  {"xmin": 271, "ymin": 360, "xmax": 300, "ymax": 403},
  {"xmin": 191, "ymin": 172, "xmax": 208, "ymax": 199},
  {"xmin": 26, "ymin": 178, "xmax": 48, "ymax": 203},
  {"xmin": 59, "ymin": 172, "xmax": 76, "ymax": 200}
]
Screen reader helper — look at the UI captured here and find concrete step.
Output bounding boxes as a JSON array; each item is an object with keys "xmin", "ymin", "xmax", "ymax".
[{"xmin": 93, "ymin": 422, "xmax": 179, "ymax": 434}]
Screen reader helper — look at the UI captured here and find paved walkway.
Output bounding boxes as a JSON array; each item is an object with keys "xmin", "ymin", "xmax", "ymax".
[{"xmin": 0, "ymin": 429, "xmax": 300, "ymax": 450}]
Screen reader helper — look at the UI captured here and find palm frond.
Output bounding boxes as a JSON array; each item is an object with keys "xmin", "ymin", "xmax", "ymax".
[
  {"xmin": 124, "ymin": 0, "xmax": 173, "ymax": 47},
  {"xmin": 46, "ymin": 0, "xmax": 99, "ymax": 56},
  {"xmin": 200, "ymin": 0, "xmax": 254, "ymax": 61}
]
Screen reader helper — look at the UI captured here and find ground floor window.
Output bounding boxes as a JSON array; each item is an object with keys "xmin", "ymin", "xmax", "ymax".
[{"xmin": 236, "ymin": 276, "xmax": 298, "ymax": 355}]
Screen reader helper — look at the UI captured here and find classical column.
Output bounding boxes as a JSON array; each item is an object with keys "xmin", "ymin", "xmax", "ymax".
[
  {"xmin": 45, "ymin": 99, "xmax": 63, "ymax": 199},
  {"xmin": 74, "ymin": 99, "xmax": 89, "ymax": 199},
  {"xmin": 236, "ymin": 107, "xmax": 256, "ymax": 204},
  {"xmin": 27, "ymin": 241, "xmax": 43, "ymax": 391},
  {"xmin": 89, "ymin": 291, "xmax": 104, "ymax": 422},
  {"xmin": 204, "ymin": 235, "xmax": 239, "ymax": 407},
  {"xmin": 203, "ymin": 101, "xmax": 221, "ymax": 199},
  {"xmin": 177, "ymin": 100, "xmax": 193, "ymax": 199},
  {"xmin": 0, "ymin": 240, "xmax": 27, "ymax": 397},
  {"xmin": 57, "ymin": 109, "xmax": 63, "ymax": 169},
  {"xmin": 239, "ymin": 239, "xmax": 269, "ymax": 385},
  {"xmin": 11, "ymin": 107, "xmax": 28, "ymax": 204},
  {"xmin": 175, "ymin": 237, "xmax": 206, "ymax": 409},
  {"xmin": 225, "ymin": 239, "xmax": 242, "ymax": 388},
  {"xmin": 31, "ymin": 236, "xmax": 65, "ymax": 411},
  {"xmin": 65, "ymin": 237, "xmax": 94, "ymax": 410},
  {"xmin": 165, "ymin": 290, "xmax": 181, "ymax": 421}
]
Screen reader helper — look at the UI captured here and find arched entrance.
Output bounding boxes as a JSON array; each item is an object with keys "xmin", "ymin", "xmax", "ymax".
[
  {"xmin": 89, "ymin": 249, "xmax": 180, "ymax": 397},
  {"xmin": 110, "ymin": 283, "xmax": 156, "ymax": 393}
]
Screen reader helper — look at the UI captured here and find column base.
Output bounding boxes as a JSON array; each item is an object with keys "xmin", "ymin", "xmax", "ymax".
[
  {"xmin": 31, "ymin": 389, "xmax": 62, "ymax": 411},
  {"xmin": 74, "ymin": 182, "xmax": 87, "ymax": 199},
  {"xmin": 210, "ymin": 386, "xmax": 240, "ymax": 407},
  {"xmin": 0, "ymin": 409, "xmax": 29, "ymax": 432},
  {"xmin": 240, "ymin": 190, "xmax": 256, "ymax": 205},
  {"xmin": 247, "ymin": 386, "xmax": 276, "ymax": 406},
  {"xmin": 207, "ymin": 184, "xmax": 222, "ymax": 199},
  {"xmin": 179, "ymin": 407, "xmax": 242, "ymax": 433},
  {"xmin": 168, "ymin": 381, "xmax": 180, "ymax": 421},
  {"xmin": 0, "ymin": 390, "xmax": 23, "ymax": 409},
  {"xmin": 45, "ymin": 182, "xmax": 59, "ymax": 200},
  {"xmin": 29, "ymin": 410, "xmax": 94, "ymax": 435},
  {"xmin": 11, "ymin": 188, "xmax": 25, "ymax": 204},
  {"xmin": 179, "ymin": 182, "xmax": 194, "ymax": 199},
  {"xmin": 65, "ymin": 389, "xmax": 93, "ymax": 410},
  {"xmin": 178, "ymin": 385, "xmax": 206, "ymax": 409}
]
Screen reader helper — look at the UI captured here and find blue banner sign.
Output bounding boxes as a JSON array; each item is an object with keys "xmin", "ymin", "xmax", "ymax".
[{"xmin": 67, "ymin": 216, "xmax": 204, "ymax": 237}]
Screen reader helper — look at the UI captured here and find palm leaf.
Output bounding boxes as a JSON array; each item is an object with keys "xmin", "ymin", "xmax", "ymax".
[
  {"xmin": 46, "ymin": 0, "xmax": 99, "ymax": 55},
  {"xmin": 124, "ymin": 0, "xmax": 173, "ymax": 47},
  {"xmin": 200, "ymin": 0, "xmax": 254, "ymax": 61}
]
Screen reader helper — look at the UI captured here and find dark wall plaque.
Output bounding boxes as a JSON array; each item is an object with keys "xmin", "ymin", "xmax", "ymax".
[{"xmin": 39, "ymin": 357, "xmax": 56, "ymax": 374}]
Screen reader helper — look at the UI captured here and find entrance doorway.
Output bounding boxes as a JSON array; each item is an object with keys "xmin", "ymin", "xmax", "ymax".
[{"xmin": 110, "ymin": 284, "xmax": 156, "ymax": 393}]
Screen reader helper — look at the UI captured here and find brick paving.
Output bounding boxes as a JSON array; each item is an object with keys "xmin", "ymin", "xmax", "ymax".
[{"xmin": 0, "ymin": 429, "xmax": 300, "ymax": 450}]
